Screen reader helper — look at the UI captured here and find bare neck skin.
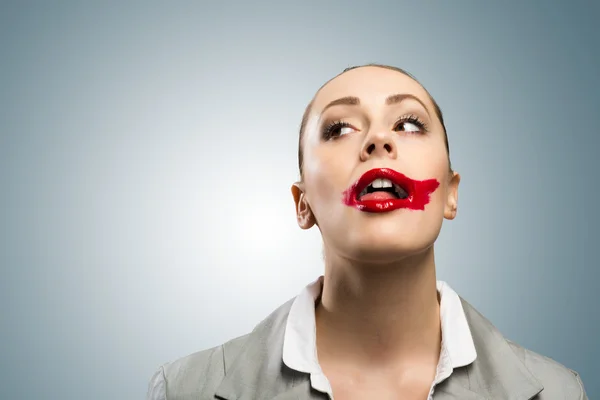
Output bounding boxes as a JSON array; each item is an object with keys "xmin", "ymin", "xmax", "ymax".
[{"xmin": 315, "ymin": 246, "xmax": 441, "ymax": 371}]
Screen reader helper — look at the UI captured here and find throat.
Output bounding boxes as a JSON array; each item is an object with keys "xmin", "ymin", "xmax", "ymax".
[{"xmin": 316, "ymin": 256, "xmax": 441, "ymax": 364}]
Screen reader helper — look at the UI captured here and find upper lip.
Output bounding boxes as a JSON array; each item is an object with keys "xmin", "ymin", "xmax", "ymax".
[{"xmin": 350, "ymin": 168, "xmax": 413, "ymax": 200}]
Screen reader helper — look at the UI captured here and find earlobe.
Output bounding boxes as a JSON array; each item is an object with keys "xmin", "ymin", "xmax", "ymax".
[
  {"xmin": 291, "ymin": 182, "xmax": 316, "ymax": 230},
  {"xmin": 444, "ymin": 171, "xmax": 460, "ymax": 220}
]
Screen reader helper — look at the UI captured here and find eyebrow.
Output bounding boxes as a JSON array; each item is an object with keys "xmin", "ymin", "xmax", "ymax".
[{"xmin": 321, "ymin": 93, "xmax": 431, "ymax": 116}]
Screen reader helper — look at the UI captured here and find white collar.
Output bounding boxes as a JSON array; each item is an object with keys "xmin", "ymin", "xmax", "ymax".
[{"xmin": 282, "ymin": 276, "xmax": 477, "ymax": 394}]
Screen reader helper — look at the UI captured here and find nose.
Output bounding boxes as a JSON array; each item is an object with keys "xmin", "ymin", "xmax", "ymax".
[{"xmin": 360, "ymin": 130, "xmax": 398, "ymax": 161}]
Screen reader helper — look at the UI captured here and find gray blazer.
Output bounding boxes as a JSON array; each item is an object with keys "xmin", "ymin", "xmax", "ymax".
[{"xmin": 147, "ymin": 297, "xmax": 587, "ymax": 399}]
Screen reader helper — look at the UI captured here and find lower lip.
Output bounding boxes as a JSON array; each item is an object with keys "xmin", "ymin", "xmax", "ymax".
[{"xmin": 342, "ymin": 177, "xmax": 440, "ymax": 213}]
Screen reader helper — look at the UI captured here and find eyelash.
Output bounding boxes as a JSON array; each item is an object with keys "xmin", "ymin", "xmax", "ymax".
[{"xmin": 322, "ymin": 114, "xmax": 428, "ymax": 140}]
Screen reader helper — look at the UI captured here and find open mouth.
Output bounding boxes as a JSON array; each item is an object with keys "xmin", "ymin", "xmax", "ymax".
[
  {"xmin": 357, "ymin": 178, "xmax": 409, "ymax": 201},
  {"xmin": 342, "ymin": 168, "xmax": 439, "ymax": 213}
]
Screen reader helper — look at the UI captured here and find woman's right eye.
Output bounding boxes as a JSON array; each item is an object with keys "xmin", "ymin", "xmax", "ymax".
[
  {"xmin": 323, "ymin": 121, "xmax": 356, "ymax": 139},
  {"xmin": 338, "ymin": 125, "xmax": 354, "ymax": 136}
]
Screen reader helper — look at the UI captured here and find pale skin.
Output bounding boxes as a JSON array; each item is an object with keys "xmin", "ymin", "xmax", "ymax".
[{"xmin": 291, "ymin": 66, "xmax": 461, "ymax": 399}]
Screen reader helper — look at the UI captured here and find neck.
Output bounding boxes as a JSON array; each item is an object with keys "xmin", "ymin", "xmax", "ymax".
[{"xmin": 315, "ymin": 247, "xmax": 441, "ymax": 369}]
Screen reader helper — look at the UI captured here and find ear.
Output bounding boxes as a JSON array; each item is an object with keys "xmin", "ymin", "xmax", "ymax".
[
  {"xmin": 291, "ymin": 181, "xmax": 316, "ymax": 230},
  {"xmin": 444, "ymin": 171, "xmax": 460, "ymax": 220}
]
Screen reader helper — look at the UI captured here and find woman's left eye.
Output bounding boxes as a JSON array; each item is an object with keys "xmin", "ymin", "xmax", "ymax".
[
  {"xmin": 394, "ymin": 116, "xmax": 426, "ymax": 133},
  {"xmin": 396, "ymin": 121, "xmax": 421, "ymax": 132}
]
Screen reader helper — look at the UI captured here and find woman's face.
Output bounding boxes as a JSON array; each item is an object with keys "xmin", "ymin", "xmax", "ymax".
[{"xmin": 293, "ymin": 66, "xmax": 460, "ymax": 263}]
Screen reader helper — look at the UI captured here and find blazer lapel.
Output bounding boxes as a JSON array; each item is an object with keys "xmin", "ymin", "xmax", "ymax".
[
  {"xmin": 452, "ymin": 298, "xmax": 544, "ymax": 400},
  {"xmin": 215, "ymin": 298, "xmax": 321, "ymax": 400},
  {"xmin": 214, "ymin": 295, "xmax": 544, "ymax": 400},
  {"xmin": 433, "ymin": 367, "xmax": 487, "ymax": 399}
]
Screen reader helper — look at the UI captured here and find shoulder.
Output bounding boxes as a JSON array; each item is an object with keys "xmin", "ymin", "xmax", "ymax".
[
  {"xmin": 146, "ymin": 298, "xmax": 296, "ymax": 400},
  {"xmin": 459, "ymin": 297, "xmax": 587, "ymax": 399},
  {"xmin": 506, "ymin": 340, "xmax": 588, "ymax": 399},
  {"xmin": 146, "ymin": 334, "xmax": 250, "ymax": 400}
]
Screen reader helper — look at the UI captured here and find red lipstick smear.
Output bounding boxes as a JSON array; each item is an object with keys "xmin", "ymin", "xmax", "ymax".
[{"xmin": 342, "ymin": 168, "xmax": 439, "ymax": 213}]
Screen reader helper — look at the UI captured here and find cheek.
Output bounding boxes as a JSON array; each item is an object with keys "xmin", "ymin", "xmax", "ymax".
[
  {"xmin": 304, "ymin": 167, "xmax": 340, "ymax": 210},
  {"xmin": 303, "ymin": 145, "xmax": 350, "ymax": 200},
  {"xmin": 302, "ymin": 164, "xmax": 353, "ymax": 230},
  {"xmin": 430, "ymin": 174, "xmax": 451, "ymax": 216},
  {"xmin": 418, "ymin": 158, "xmax": 450, "ymax": 213},
  {"xmin": 418, "ymin": 142, "xmax": 449, "ymax": 180}
]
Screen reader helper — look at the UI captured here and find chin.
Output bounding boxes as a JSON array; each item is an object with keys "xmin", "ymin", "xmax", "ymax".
[
  {"xmin": 349, "ymin": 238, "xmax": 432, "ymax": 264},
  {"xmin": 319, "ymin": 209, "xmax": 443, "ymax": 263},
  {"xmin": 340, "ymin": 221, "xmax": 439, "ymax": 264}
]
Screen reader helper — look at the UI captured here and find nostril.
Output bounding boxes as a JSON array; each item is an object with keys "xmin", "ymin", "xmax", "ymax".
[
  {"xmin": 366, "ymin": 143, "xmax": 376, "ymax": 154},
  {"xmin": 384, "ymin": 143, "xmax": 392, "ymax": 153}
]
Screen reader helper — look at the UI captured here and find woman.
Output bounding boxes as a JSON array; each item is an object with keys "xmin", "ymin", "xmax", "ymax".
[{"xmin": 147, "ymin": 64, "xmax": 587, "ymax": 399}]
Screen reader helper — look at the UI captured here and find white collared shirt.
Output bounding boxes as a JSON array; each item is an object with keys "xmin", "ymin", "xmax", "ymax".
[{"xmin": 282, "ymin": 277, "xmax": 477, "ymax": 399}]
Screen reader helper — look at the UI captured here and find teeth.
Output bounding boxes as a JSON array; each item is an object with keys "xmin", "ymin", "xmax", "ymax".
[{"xmin": 370, "ymin": 178, "xmax": 393, "ymax": 189}]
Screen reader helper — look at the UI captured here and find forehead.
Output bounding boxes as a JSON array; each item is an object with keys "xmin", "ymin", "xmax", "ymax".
[{"xmin": 311, "ymin": 66, "xmax": 433, "ymax": 113}]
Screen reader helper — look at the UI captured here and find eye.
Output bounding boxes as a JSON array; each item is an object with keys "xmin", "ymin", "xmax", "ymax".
[
  {"xmin": 339, "ymin": 125, "xmax": 355, "ymax": 136},
  {"xmin": 393, "ymin": 115, "xmax": 427, "ymax": 134},
  {"xmin": 322, "ymin": 121, "xmax": 357, "ymax": 140},
  {"xmin": 397, "ymin": 121, "xmax": 421, "ymax": 132}
]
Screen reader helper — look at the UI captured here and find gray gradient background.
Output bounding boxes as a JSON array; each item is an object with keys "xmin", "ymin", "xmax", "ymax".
[{"xmin": 0, "ymin": 1, "xmax": 598, "ymax": 399}]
